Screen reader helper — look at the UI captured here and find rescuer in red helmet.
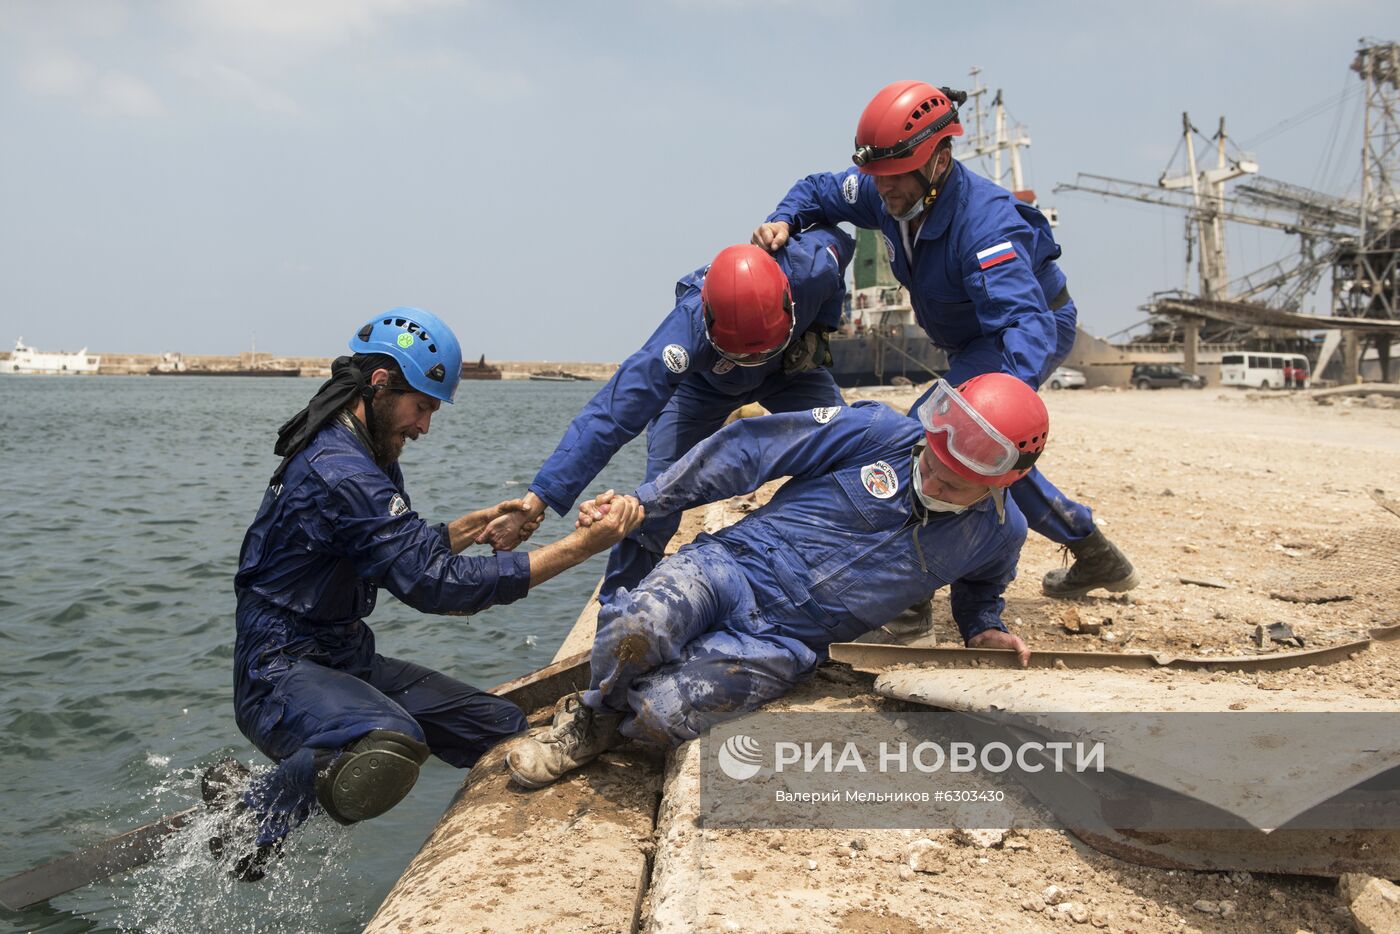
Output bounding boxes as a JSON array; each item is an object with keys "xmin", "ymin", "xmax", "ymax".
[
  {"xmin": 481, "ymin": 226, "xmax": 856, "ymax": 606},
  {"xmin": 752, "ymin": 80, "xmax": 1137, "ymax": 599},
  {"xmin": 507, "ymin": 374, "xmax": 1045, "ymax": 788}
]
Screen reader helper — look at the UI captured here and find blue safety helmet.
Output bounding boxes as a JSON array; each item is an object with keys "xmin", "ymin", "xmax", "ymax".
[{"xmin": 349, "ymin": 307, "xmax": 462, "ymax": 404}]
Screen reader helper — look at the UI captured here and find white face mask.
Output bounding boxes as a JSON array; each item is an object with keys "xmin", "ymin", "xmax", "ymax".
[{"xmin": 911, "ymin": 447, "xmax": 982, "ymax": 513}]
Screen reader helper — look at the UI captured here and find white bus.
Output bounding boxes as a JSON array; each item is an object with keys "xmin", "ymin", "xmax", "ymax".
[{"xmin": 1219, "ymin": 352, "xmax": 1310, "ymax": 389}]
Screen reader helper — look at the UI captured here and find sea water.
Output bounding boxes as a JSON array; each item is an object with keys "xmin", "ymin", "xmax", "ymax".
[{"xmin": 0, "ymin": 375, "xmax": 644, "ymax": 933}]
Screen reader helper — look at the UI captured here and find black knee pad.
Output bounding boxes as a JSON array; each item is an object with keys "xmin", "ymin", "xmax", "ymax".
[{"xmin": 315, "ymin": 730, "xmax": 430, "ymax": 825}]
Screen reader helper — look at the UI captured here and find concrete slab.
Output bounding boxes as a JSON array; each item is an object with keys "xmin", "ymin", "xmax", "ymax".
[{"xmin": 363, "ymin": 736, "xmax": 664, "ymax": 933}]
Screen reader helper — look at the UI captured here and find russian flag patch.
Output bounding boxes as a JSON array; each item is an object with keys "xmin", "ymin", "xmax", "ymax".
[{"xmin": 976, "ymin": 241, "xmax": 1016, "ymax": 270}]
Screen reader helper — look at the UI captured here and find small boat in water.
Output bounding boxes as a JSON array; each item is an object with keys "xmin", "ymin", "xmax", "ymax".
[
  {"xmin": 3, "ymin": 338, "xmax": 101, "ymax": 375},
  {"xmin": 461, "ymin": 354, "xmax": 503, "ymax": 380}
]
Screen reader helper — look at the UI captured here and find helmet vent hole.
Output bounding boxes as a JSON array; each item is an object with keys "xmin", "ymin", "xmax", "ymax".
[
  {"xmin": 382, "ymin": 318, "xmax": 391, "ymax": 325},
  {"xmin": 1018, "ymin": 441, "xmax": 1026, "ymax": 448},
  {"xmin": 428, "ymin": 344, "xmax": 437, "ymax": 353},
  {"xmin": 358, "ymin": 324, "xmax": 375, "ymax": 342},
  {"xmin": 395, "ymin": 318, "xmax": 406, "ymax": 327}
]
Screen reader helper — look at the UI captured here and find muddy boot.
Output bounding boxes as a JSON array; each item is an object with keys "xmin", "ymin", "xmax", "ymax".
[
  {"xmin": 1041, "ymin": 528, "xmax": 1139, "ymax": 598},
  {"xmin": 507, "ymin": 695, "xmax": 622, "ymax": 789},
  {"xmin": 883, "ymin": 600, "xmax": 935, "ymax": 640}
]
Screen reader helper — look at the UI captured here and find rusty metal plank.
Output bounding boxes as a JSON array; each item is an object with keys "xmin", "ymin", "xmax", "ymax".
[
  {"xmin": 828, "ymin": 637, "xmax": 1373, "ymax": 674},
  {"xmin": 492, "ymin": 651, "xmax": 590, "ymax": 714}
]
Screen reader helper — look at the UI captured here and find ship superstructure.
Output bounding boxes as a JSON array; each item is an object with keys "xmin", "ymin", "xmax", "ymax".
[{"xmin": 4, "ymin": 338, "xmax": 100, "ymax": 375}]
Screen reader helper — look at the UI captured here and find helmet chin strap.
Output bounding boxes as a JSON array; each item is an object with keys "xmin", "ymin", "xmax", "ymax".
[{"xmin": 892, "ymin": 153, "xmax": 954, "ymax": 223}]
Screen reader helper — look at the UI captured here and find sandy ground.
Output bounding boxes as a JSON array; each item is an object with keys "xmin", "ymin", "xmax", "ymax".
[
  {"xmin": 639, "ymin": 386, "xmax": 1400, "ymax": 934},
  {"xmin": 373, "ymin": 386, "xmax": 1400, "ymax": 933}
]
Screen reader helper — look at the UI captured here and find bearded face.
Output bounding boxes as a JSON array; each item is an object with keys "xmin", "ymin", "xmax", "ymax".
[{"xmin": 367, "ymin": 387, "xmax": 436, "ymax": 465}]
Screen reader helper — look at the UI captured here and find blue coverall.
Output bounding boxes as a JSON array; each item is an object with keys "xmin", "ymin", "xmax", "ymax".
[
  {"xmin": 528, "ymin": 226, "xmax": 856, "ymax": 604},
  {"xmin": 582, "ymin": 401, "xmax": 1026, "ymax": 746},
  {"xmin": 766, "ymin": 161, "xmax": 1095, "ymax": 544},
  {"xmin": 233, "ymin": 419, "xmax": 532, "ymax": 843}
]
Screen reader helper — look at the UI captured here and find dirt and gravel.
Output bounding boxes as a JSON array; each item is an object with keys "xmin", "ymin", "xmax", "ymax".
[
  {"xmin": 641, "ymin": 385, "xmax": 1400, "ymax": 934},
  {"xmin": 373, "ymin": 386, "xmax": 1400, "ymax": 933}
]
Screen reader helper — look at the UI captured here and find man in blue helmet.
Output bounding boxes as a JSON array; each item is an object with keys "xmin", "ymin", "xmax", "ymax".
[
  {"xmin": 751, "ymin": 81, "xmax": 1137, "ymax": 599},
  {"xmin": 481, "ymin": 230, "xmax": 854, "ymax": 606},
  {"xmin": 213, "ymin": 308, "xmax": 644, "ymax": 879}
]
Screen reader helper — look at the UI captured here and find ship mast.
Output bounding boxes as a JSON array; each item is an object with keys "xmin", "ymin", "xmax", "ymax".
[
  {"xmin": 1157, "ymin": 114, "xmax": 1259, "ymax": 300},
  {"xmin": 955, "ymin": 67, "xmax": 1051, "ymax": 222}
]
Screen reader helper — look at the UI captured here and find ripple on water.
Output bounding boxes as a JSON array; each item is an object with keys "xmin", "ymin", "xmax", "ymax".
[{"xmin": 48, "ymin": 602, "xmax": 89, "ymax": 624}]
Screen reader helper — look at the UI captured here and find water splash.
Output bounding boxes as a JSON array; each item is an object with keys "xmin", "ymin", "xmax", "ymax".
[{"xmin": 108, "ymin": 764, "xmax": 366, "ymax": 934}]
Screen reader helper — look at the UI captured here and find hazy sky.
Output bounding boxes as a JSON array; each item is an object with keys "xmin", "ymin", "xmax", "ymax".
[{"xmin": 1, "ymin": 1, "xmax": 1395, "ymax": 360}]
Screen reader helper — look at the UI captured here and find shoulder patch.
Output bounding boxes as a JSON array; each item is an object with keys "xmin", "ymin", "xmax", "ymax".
[
  {"xmin": 812, "ymin": 406, "xmax": 841, "ymax": 424},
  {"xmin": 975, "ymin": 240, "xmax": 1017, "ymax": 270},
  {"xmin": 841, "ymin": 173, "xmax": 860, "ymax": 204},
  {"xmin": 663, "ymin": 344, "xmax": 690, "ymax": 374},
  {"xmin": 882, "ymin": 233, "xmax": 896, "ymax": 268},
  {"xmin": 388, "ymin": 493, "xmax": 408, "ymax": 517},
  {"xmin": 711, "ymin": 358, "xmax": 735, "ymax": 375},
  {"xmin": 860, "ymin": 461, "xmax": 899, "ymax": 499}
]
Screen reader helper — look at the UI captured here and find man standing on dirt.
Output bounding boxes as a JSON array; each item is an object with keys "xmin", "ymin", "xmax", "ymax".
[
  {"xmin": 507, "ymin": 373, "xmax": 1044, "ymax": 788},
  {"xmin": 751, "ymin": 81, "xmax": 1137, "ymax": 600},
  {"xmin": 481, "ymin": 229, "xmax": 854, "ymax": 606},
  {"xmin": 218, "ymin": 308, "xmax": 643, "ymax": 879}
]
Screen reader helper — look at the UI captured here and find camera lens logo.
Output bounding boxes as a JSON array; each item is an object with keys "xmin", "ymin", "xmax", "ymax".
[{"xmin": 717, "ymin": 734, "xmax": 763, "ymax": 781}]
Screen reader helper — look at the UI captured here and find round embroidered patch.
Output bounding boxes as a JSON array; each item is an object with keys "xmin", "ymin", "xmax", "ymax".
[
  {"xmin": 812, "ymin": 406, "xmax": 841, "ymax": 424},
  {"xmin": 860, "ymin": 461, "xmax": 899, "ymax": 499},
  {"xmin": 663, "ymin": 344, "xmax": 690, "ymax": 374},
  {"xmin": 841, "ymin": 173, "xmax": 861, "ymax": 204}
]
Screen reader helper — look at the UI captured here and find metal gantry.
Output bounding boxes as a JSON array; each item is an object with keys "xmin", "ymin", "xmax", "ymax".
[{"xmin": 1053, "ymin": 39, "xmax": 1400, "ymax": 381}]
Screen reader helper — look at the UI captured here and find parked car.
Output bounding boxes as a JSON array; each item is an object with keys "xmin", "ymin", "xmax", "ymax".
[
  {"xmin": 1131, "ymin": 364, "xmax": 1206, "ymax": 390},
  {"xmin": 1046, "ymin": 366, "xmax": 1086, "ymax": 390}
]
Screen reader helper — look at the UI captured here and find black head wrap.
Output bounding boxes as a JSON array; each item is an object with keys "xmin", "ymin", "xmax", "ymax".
[{"xmin": 270, "ymin": 353, "xmax": 396, "ymax": 483}]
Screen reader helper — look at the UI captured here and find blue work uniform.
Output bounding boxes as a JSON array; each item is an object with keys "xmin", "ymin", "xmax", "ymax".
[
  {"xmin": 528, "ymin": 225, "xmax": 856, "ymax": 604},
  {"xmin": 766, "ymin": 161, "xmax": 1094, "ymax": 543},
  {"xmin": 233, "ymin": 418, "xmax": 531, "ymax": 843},
  {"xmin": 583, "ymin": 401, "xmax": 1025, "ymax": 746}
]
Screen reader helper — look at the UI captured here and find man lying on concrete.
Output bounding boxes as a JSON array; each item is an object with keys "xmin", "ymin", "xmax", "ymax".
[{"xmin": 507, "ymin": 373, "xmax": 1045, "ymax": 788}]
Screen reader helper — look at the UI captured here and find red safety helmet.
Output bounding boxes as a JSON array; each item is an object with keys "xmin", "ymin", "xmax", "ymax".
[
  {"xmin": 701, "ymin": 244, "xmax": 795, "ymax": 367},
  {"xmin": 917, "ymin": 373, "xmax": 1048, "ymax": 488},
  {"xmin": 853, "ymin": 80, "xmax": 964, "ymax": 177}
]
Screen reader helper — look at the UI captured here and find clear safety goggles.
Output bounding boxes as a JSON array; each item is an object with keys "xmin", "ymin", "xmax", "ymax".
[
  {"xmin": 704, "ymin": 298, "xmax": 796, "ymax": 367},
  {"xmin": 916, "ymin": 378, "xmax": 1019, "ymax": 476}
]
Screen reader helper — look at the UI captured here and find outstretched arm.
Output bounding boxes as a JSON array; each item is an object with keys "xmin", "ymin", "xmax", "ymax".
[
  {"xmin": 481, "ymin": 299, "xmax": 706, "ymax": 550},
  {"xmin": 753, "ymin": 168, "xmax": 885, "ymax": 252},
  {"xmin": 635, "ymin": 403, "xmax": 887, "ymax": 521}
]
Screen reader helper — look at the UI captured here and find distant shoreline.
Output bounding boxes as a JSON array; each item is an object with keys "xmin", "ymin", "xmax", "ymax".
[{"xmin": 0, "ymin": 352, "xmax": 619, "ymax": 380}]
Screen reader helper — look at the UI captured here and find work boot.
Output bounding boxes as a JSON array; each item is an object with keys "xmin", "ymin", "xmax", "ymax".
[
  {"xmin": 883, "ymin": 599, "xmax": 935, "ymax": 640},
  {"xmin": 1041, "ymin": 528, "xmax": 1140, "ymax": 598},
  {"xmin": 201, "ymin": 758, "xmax": 252, "ymax": 810},
  {"xmin": 507, "ymin": 695, "xmax": 622, "ymax": 789}
]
